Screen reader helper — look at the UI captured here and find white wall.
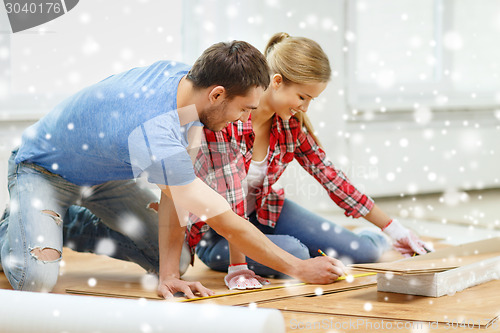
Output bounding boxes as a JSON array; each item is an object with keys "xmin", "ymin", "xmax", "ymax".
[{"xmin": 0, "ymin": 0, "xmax": 184, "ymax": 209}]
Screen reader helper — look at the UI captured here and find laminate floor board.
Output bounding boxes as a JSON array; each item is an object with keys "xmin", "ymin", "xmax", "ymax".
[
  {"xmin": 279, "ymin": 311, "xmax": 499, "ymax": 332},
  {"xmin": 260, "ymin": 281, "xmax": 500, "ymax": 328},
  {"xmin": 181, "ymin": 273, "xmax": 376, "ymax": 306},
  {"xmin": 352, "ymin": 252, "xmax": 500, "ymax": 274}
]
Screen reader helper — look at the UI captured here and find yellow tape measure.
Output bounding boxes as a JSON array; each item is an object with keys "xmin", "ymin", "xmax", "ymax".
[
  {"xmin": 179, "ymin": 272, "xmax": 376, "ymax": 302},
  {"xmin": 335, "ymin": 272, "xmax": 377, "ymax": 281}
]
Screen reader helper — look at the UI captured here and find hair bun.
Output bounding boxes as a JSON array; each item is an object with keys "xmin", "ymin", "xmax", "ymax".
[{"xmin": 264, "ymin": 32, "xmax": 290, "ymax": 56}]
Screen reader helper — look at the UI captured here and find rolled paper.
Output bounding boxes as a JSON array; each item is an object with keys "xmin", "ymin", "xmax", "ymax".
[{"xmin": 0, "ymin": 289, "xmax": 285, "ymax": 333}]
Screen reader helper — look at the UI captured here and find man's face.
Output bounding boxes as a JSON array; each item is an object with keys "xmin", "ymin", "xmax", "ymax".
[{"xmin": 200, "ymin": 87, "xmax": 264, "ymax": 131}]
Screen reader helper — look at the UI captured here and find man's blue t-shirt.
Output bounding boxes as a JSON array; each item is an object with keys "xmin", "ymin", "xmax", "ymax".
[{"xmin": 15, "ymin": 61, "xmax": 201, "ymax": 186}]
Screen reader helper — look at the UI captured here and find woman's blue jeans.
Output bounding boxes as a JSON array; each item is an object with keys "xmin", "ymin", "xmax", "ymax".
[
  {"xmin": 196, "ymin": 199, "xmax": 388, "ymax": 277},
  {"xmin": 0, "ymin": 150, "xmax": 162, "ymax": 292}
]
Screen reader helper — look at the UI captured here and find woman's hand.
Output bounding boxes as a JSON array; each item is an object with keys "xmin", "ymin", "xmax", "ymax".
[
  {"xmin": 224, "ymin": 263, "xmax": 270, "ymax": 290},
  {"xmin": 383, "ymin": 219, "xmax": 433, "ymax": 257}
]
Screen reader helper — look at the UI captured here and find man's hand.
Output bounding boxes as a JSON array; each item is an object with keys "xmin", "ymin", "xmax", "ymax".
[
  {"xmin": 383, "ymin": 219, "xmax": 432, "ymax": 257},
  {"xmin": 157, "ymin": 277, "xmax": 215, "ymax": 299},
  {"xmin": 295, "ymin": 256, "xmax": 347, "ymax": 284}
]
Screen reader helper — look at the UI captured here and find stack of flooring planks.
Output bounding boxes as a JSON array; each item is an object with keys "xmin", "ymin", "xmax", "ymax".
[{"xmin": 352, "ymin": 237, "xmax": 500, "ymax": 297}]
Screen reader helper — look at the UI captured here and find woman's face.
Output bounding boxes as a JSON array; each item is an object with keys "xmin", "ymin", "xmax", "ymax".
[{"xmin": 269, "ymin": 75, "xmax": 328, "ymax": 120}]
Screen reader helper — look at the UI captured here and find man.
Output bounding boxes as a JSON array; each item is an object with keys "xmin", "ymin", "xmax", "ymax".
[{"xmin": 0, "ymin": 41, "xmax": 345, "ymax": 298}]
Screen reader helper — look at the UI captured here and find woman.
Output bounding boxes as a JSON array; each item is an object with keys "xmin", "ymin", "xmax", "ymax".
[{"xmin": 189, "ymin": 33, "xmax": 429, "ymax": 290}]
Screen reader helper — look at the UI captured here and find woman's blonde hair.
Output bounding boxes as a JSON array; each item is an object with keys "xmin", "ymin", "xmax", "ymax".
[{"xmin": 264, "ymin": 32, "xmax": 331, "ymax": 147}]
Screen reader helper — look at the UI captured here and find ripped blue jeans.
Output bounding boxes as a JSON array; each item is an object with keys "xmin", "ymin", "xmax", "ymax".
[{"xmin": 0, "ymin": 149, "xmax": 161, "ymax": 292}]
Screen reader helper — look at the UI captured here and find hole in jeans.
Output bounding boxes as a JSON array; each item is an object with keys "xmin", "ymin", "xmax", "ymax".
[
  {"xmin": 147, "ymin": 202, "xmax": 159, "ymax": 213},
  {"xmin": 30, "ymin": 247, "xmax": 61, "ymax": 262},
  {"xmin": 41, "ymin": 210, "xmax": 63, "ymax": 226}
]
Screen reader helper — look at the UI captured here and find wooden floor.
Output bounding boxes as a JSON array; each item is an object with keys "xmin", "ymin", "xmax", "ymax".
[{"xmin": 1, "ymin": 238, "xmax": 499, "ymax": 332}]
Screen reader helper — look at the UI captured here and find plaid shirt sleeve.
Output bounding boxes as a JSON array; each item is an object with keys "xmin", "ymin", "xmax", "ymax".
[
  {"xmin": 293, "ymin": 123, "xmax": 374, "ymax": 218},
  {"xmin": 186, "ymin": 126, "xmax": 248, "ymax": 257}
]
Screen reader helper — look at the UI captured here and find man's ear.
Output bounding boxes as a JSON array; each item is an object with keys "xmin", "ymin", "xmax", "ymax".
[
  {"xmin": 272, "ymin": 74, "xmax": 283, "ymax": 89},
  {"xmin": 208, "ymin": 86, "xmax": 226, "ymax": 104}
]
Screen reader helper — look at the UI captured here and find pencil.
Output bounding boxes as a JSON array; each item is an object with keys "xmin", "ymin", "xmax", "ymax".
[
  {"xmin": 318, "ymin": 249, "xmax": 327, "ymax": 257},
  {"xmin": 413, "ymin": 245, "xmax": 432, "ymax": 256}
]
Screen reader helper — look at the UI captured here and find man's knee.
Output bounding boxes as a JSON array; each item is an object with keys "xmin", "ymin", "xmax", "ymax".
[
  {"xmin": 30, "ymin": 247, "xmax": 61, "ymax": 262},
  {"xmin": 21, "ymin": 247, "xmax": 62, "ymax": 292},
  {"xmin": 41, "ymin": 210, "xmax": 63, "ymax": 226}
]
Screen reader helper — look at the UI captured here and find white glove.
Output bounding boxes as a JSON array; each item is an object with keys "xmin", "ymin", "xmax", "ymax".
[
  {"xmin": 382, "ymin": 219, "xmax": 432, "ymax": 257},
  {"xmin": 224, "ymin": 263, "xmax": 270, "ymax": 290}
]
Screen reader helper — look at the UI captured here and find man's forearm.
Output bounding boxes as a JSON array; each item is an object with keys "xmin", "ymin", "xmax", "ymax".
[
  {"xmin": 158, "ymin": 192, "xmax": 186, "ymax": 279},
  {"xmin": 159, "ymin": 180, "xmax": 344, "ymax": 284}
]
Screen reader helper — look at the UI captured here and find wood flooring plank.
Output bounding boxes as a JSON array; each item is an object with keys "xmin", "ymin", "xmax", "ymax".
[
  {"xmin": 260, "ymin": 281, "xmax": 500, "ymax": 328},
  {"xmin": 0, "ymin": 272, "xmax": 12, "ymax": 290},
  {"xmin": 352, "ymin": 252, "xmax": 500, "ymax": 274},
  {"xmin": 65, "ymin": 272, "xmax": 377, "ymax": 304},
  {"xmin": 182, "ymin": 274, "xmax": 377, "ymax": 305},
  {"xmin": 280, "ymin": 311, "xmax": 497, "ymax": 332}
]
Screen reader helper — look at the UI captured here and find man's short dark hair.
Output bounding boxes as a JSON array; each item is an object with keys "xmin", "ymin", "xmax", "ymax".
[{"xmin": 187, "ymin": 41, "xmax": 270, "ymax": 99}]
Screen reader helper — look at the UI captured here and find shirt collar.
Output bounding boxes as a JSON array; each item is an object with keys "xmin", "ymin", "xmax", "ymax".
[
  {"xmin": 237, "ymin": 114, "xmax": 255, "ymax": 136},
  {"xmin": 237, "ymin": 113, "xmax": 289, "ymax": 136},
  {"xmin": 272, "ymin": 113, "xmax": 286, "ymax": 134}
]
